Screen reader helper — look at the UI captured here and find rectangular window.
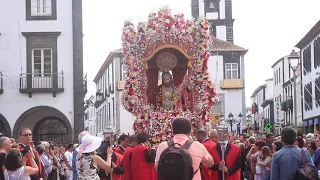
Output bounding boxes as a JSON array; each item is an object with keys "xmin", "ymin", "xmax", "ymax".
[
  {"xmin": 32, "ymin": 49, "xmax": 52, "ymax": 76},
  {"xmin": 108, "ymin": 102, "xmax": 111, "ymax": 125},
  {"xmin": 31, "ymin": 0, "xmax": 52, "ymax": 16},
  {"xmin": 304, "ymin": 82, "xmax": 313, "ymax": 111},
  {"xmin": 314, "ymin": 37, "xmax": 320, "ymax": 69},
  {"xmin": 278, "ymin": 67, "xmax": 281, "ymax": 84},
  {"xmin": 121, "ymin": 62, "xmax": 127, "ymax": 81},
  {"xmin": 303, "ymin": 46, "xmax": 312, "ymax": 75},
  {"xmin": 106, "ymin": 68, "xmax": 109, "ymax": 94},
  {"xmin": 112, "ymin": 98, "xmax": 115, "ymax": 127},
  {"xmin": 315, "ymin": 78, "xmax": 320, "ymax": 107},
  {"xmin": 111, "ymin": 63, "xmax": 114, "ymax": 91},
  {"xmin": 225, "ymin": 63, "xmax": 238, "ymax": 79}
]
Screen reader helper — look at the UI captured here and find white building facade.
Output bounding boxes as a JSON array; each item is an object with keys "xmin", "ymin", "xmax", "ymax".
[
  {"xmin": 192, "ymin": 0, "xmax": 247, "ymax": 133},
  {"xmin": 250, "ymin": 84, "xmax": 266, "ymax": 135},
  {"xmin": 93, "ymin": 50, "xmax": 135, "ymax": 138},
  {"xmin": 296, "ymin": 20, "xmax": 320, "ymax": 133},
  {"xmin": 84, "ymin": 95, "xmax": 97, "ymax": 135},
  {"xmin": 191, "ymin": 0, "xmax": 234, "ymax": 43},
  {"xmin": 0, "ymin": 0, "xmax": 84, "ymax": 143}
]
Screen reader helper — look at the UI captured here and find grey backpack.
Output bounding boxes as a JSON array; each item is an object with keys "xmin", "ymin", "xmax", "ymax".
[{"xmin": 158, "ymin": 140, "xmax": 198, "ymax": 180}]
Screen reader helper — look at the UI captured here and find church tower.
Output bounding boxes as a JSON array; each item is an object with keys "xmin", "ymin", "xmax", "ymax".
[{"xmin": 191, "ymin": 0, "xmax": 234, "ymax": 44}]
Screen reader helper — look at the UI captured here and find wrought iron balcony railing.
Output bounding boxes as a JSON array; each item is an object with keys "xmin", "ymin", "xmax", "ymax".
[
  {"xmin": 0, "ymin": 71, "xmax": 3, "ymax": 94},
  {"xmin": 19, "ymin": 72, "xmax": 64, "ymax": 97}
]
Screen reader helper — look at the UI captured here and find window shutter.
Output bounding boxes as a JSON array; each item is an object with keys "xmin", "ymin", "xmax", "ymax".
[{"xmin": 31, "ymin": 0, "xmax": 38, "ymax": 16}]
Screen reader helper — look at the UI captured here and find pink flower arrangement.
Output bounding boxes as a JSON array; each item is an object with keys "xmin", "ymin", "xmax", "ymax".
[{"xmin": 121, "ymin": 7, "xmax": 219, "ymax": 143}]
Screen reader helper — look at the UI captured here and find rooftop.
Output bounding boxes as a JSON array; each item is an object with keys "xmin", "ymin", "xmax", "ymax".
[
  {"xmin": 93, "ymin": 49, "xmax": 122, "ymax": 83},
  {"xmin": 295, "ymin": 20, "xmax": 320, "ymax": 49},
  {"xmin": 210, "ymin": 37, "xmax": 248, "ymax": 54},
  {"xmin": 250, "ymin": 84, "xmax": 267, "ymax": 98}
]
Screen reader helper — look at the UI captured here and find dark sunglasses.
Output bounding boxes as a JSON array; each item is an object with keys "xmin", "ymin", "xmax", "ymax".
[{"xmin": 22, "ymin": 133, "xmax": 32, "ymax": 137}]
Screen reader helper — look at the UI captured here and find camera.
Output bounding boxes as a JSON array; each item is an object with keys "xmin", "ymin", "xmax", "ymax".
[{"xmin": 21, "ymin": 145, "xmax": 30, "ymax": 156}]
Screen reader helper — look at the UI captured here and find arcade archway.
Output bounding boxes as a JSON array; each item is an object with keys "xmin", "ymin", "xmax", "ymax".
[
  {"xmin": 13, "ymin": 106, "xmax": 73, "ymax": 143},
  {"xmin": 34, "ymin": 118, "xmax": 68, "ymax": 144},
  {"xmin": 0, "ymin": 113, "xmax": 11, "ymax": 136}
]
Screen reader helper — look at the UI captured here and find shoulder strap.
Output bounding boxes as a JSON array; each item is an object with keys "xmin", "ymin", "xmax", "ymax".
[
  {"xmin": 17, "ymin": 166, "xmax": 24, "ymax": 178},
  {"xmin": 167, "ymin": 140, "xmax": 174, "ymax": 147},
  {"xmin": 301, "ymin": 149, "xmax": 307, "ymax": 164},
  {"xmin": 182, "ymin": 140, "xmax": 194, "ymax": 150},
  {"xmin": 4, "ymin": 169, "xmax": 9, "ymax": 180}
]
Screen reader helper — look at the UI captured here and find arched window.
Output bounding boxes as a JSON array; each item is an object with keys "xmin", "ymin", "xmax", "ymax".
[
  {"xmin": 206, "ymin": 0, "xmax": 219, "ymax": 13},
  {"xmin": 34, "ymin": 118, "xmax": 68, "ymax": 144}
]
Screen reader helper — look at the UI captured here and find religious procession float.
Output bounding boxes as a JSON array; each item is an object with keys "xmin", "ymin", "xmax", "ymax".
[{"xmin": 121, "ymin": 7, "xmax": 219, "ymax": 143}]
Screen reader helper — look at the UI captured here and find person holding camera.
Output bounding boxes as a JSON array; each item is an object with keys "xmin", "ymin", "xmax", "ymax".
[
  {"xmin": 18, "ymin": 128, "xmax": 45, "ymax": 180},
  {"xmin": 4, "ymin": 148, "xmax": 39, "ymax": 180},
  {"xmin": 76, "ymin": 134, "xmax": 113, "ymax": 180}
]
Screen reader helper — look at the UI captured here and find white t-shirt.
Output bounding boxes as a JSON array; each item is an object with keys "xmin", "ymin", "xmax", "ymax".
[{"xmin": 64, "ymin": 151, "xmax": 73, "ymax": 168}]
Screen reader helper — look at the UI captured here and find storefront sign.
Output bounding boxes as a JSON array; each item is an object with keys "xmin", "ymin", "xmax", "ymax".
[{"xmin": 275, "ymin": 102, "xmax": 281, "ymax": 126}]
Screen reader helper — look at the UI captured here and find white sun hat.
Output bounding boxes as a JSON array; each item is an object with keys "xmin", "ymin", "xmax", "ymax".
[{"xmin": 76, "ymin": 134, "xmax": 103, "ymax": 154}]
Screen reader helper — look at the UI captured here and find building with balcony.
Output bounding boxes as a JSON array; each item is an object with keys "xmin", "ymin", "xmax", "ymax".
[
  {"xmin": 270, "ymin": 51, "xmax": 303, "ymax": 134},
  {"xmin": 192, "ymin": 0, "xmax": 247, "ymax": 132},
  {"xmin": 208, "ymin": 38, "xmax": 247, "ymax": 133},
  {"xmin": 0, "ymin": 0, "xmax": 84, "ymax": 143},
  {"xmin": 271, "ymin": 55, "xmax": 290, "ymax": 133},
  {"xmin": 296, "ymin": 20, "xmax": 320, "ymax": 133},
  {"xmin": 93, "ymin": 49, "xmax": 135, "ymax": 138},
  {"xmin": 84, "ymin": 95, "xmax": 96, "ymax": 135},
  {"xmin": 250, "ymin": 83, "xmax": 266, "ymax": 135}
]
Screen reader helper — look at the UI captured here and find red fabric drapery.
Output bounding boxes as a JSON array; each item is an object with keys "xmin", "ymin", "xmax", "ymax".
[{"xmin": 146, "ymin": 68, "xmax": 159, "ymax": 107}]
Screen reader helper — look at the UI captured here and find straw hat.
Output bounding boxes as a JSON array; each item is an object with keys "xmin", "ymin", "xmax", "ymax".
[{"xmin": 76, "ymin": 135, "xmax": 102, "ymax": 153}]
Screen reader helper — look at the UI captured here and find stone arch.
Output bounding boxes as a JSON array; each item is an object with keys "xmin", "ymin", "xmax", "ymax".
[
  {"xmin": 13, "ymin": 106, "xmax": 73, "ymax": 142},
  {"xmin": 33, "ymin": 117, "xmax": 69, "ymax": 144},
  {"xmin": 0, "ymin": 113, "xmax": 11, "ymax": 136}
]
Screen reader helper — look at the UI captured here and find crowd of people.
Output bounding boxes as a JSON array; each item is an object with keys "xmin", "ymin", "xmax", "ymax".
[{"xmin": 0, "ymin": 118, "xmax": 319, "ymax": 180}]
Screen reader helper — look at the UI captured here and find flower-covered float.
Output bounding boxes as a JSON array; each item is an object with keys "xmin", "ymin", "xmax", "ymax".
[{"xmin": 121, "ymin": 7, "xmax": 219, "ymax": 143}]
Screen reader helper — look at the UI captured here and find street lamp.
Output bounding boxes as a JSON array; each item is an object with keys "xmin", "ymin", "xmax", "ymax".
[
  {"xmin": 237, "ymin": 113, "xmax": 243, "ymax": 135},
  {"xmin": 96, "ymin": 90, "xmax": 103, "ymax": 102},
  {"xmin": 288, "ymin": 50, "xmax": 300, "ymax": 128},
  {"xmin": 95, "ymin": 90, "xmax": 103, "ymax": 108},
  {"xmin": 227, "ymin": 113, "xmax": 235, "ymax": 132}
]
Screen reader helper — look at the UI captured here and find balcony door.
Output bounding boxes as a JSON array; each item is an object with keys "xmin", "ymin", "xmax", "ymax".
[{"xmin": 32, "ymin": 48, "xmax": 53, "ymax": 88}]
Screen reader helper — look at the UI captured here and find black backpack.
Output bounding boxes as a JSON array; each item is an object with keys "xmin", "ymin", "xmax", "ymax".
[
  {"xmin": 158, "ymin": 140, "xmax": 198, "ymax": 180},
  {"xmin": 296, "ymin": 149, "xmax": 318, "ymax": 180}
]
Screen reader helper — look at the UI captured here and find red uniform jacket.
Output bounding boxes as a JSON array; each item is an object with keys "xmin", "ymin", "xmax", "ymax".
[
  {"xmin": 112, "ymin": 152, "xmax": 123, "ymax": 180},
  {"xmin": 208, "ymin": 143, "xmax": 241, "ymax": 180},
  {"xmin": 122, "ymin": 145, "xmax": 134, "ymax": 180},
  {"xmin": 114, "ymin": 146, "xmax": 125, "ymax": 155},
  {"xmin": 131, "ymin": 144, "xmax": 155, "ymax": 180},
  {"xmin": 19, "ymin": 144, "xmax": 44, "ymax": 179},
  {"xmin": 201, "ymin": 139, "xmax": 215, "ymax": 180}
]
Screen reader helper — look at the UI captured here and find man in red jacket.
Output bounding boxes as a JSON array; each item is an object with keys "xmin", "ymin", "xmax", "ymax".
[
  {"xmin": 19, "ymin": 128, "xmax": 45, "ymax": 180},
  {"xmin": 122, "ymin": 135, "xmax": 137, "ymax": 180},
  {"xmin": 131, "ymin": 132, "xmax": 156, "ymax": 180},
  {"xmin": 114, "ymin": 134, "xmax": 129, "ymax": 155},
  {"xmin": 208, "ymin": 131, "xmax": 241, "ymax": 180},
  {"xmin": 197, "ymin": 129, "xmax": 215, "ymax": 180}
]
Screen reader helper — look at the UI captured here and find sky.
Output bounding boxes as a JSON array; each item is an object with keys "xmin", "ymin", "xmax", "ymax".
[{"xmin": 83, "ymin": 0, "xmax": 320, "ymax": 106}]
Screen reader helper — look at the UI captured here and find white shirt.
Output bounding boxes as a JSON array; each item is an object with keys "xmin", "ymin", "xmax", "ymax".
[{"xmin": 64, "ymin": 151, "xmax": 73, "ymax": 168}]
